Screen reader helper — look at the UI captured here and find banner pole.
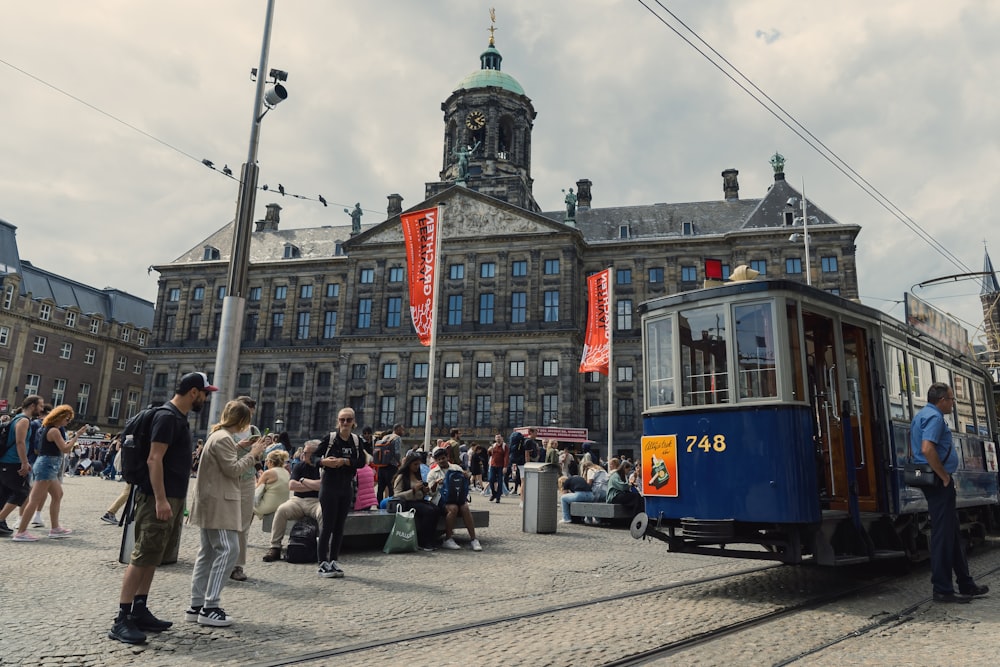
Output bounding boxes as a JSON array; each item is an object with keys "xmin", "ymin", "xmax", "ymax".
[
  {"xmin": 606, "ymin": 267, "xmax": 614, "ymax": 466},
  {"xmin": 423, "ymin": 204, "xmax": 444, "ymax": 450}
]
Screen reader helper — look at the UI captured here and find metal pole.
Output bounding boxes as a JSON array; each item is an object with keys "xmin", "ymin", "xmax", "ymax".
[
  {"xmin": 802, "ymin": 179, "xmax": 811, "ymax": 286},
  {"xmin": 606, "ymin": 268, "xmax": 614, "ymax": 466},
  {"xmin": 209, "ymin": 0, "xmax": 277, "ymax": 427},
  {"xmin": 422, "ymin": 204, "xmax": 445, "ymax": 450}
]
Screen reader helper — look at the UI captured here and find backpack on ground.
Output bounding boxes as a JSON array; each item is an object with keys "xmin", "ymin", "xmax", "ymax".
[
  {"xmin": 438, "ymin": 468, "xmax": 470, "ymax": 506},
  {"xmin": 285, "ymin": 517, "xmax": 319, "ymax": 563},
  {"xmin": 0, "ymin": 414, "xmax": 29, "ymax": 458},
  {"xmin": 120, "ymin": 405, "xmax": 172, "ymax": 485},
  {"xmin": 373, "ymin": 434, "xmax": 399, "ymax": 467}
]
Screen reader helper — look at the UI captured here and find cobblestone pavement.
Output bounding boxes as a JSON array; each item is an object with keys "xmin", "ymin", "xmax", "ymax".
[{"xmin": 1, "ymin": 475, "xmax": 997, "ymax": 666}]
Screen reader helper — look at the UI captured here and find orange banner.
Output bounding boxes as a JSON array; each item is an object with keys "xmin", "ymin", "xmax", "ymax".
[
  {"xmin": 579, "ymin": 268, "xmax": 611, "ymax": 374},
  {"xmin": 401, "ymin": 207, "xmax": 439, "ymax": 346}
]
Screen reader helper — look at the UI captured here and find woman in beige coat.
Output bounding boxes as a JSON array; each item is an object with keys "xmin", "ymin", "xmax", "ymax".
[{"xmin": 186, "ymin": 401, "xmax": 266, "ymax": 628}]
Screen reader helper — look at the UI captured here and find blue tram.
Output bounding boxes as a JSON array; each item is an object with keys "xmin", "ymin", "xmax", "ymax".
[{"xmin": 632, "ymin": 279, "xmax": 1000, "ymax": 565}]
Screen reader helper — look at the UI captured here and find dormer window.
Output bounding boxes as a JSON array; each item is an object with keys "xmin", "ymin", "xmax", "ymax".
[
  {"xmin": 334, "ymin": 242, "xmax": 344, "ymax": 256},
  {"xmin": 283, "ymin": 243, "xmax": 300, "ymax": 259},
  {"xmin": 619, "ymin": 224, "xmax": 631, "ymax": 240},
  {"xmin": 682, "ymin": 221, "xmax": 695, "ymax": 236},
  {"xmin": 203, "ymin": 246, "xmax": 221, "ymax": 261}
]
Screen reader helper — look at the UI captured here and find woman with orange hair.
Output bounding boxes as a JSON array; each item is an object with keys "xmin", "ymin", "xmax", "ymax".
[{"xmin": 12, "ymin": 405, "xmax": 88, "ymax": 541}]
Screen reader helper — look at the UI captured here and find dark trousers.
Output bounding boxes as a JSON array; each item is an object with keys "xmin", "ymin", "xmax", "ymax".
[
  {"xmin": 318, "ymin": 489, "xmax": 351, "ymax": 563},
  {"xmin": 376, "ymin": 465, "xmax": 398, "ymax": 501},
  {"xmin": 922, "ymin": 482, "xmax": 974, "ymax": 594},
  {"xmin": 404, "ymin": 500, "xmax": 440, "ymax": 549},
  {"xmin": 611, "ymin": 489, "xmax": 645, "ymax": 518},
  {"xmin": 488, "ymin": 466, "xmax": 504, "ymax": 501}
]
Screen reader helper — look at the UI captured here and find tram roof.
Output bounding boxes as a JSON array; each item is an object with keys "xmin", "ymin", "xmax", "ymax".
[{"xmin": 639, "ymin": 279, "xmax": 984, "ymax": 370}]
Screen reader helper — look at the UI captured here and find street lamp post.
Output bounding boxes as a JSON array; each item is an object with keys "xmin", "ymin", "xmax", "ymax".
[
  {"xmin": 787, "ymin": 186, "xmax": 811, "ymax": 286},
  {"xmin": 209, "ymin": 0, "xmax": 283, "ymax": 426}
]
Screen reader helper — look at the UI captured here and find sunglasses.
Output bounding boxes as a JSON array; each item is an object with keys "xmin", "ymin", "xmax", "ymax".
[{"xmin": 339, "ymin": 417, "xmax": 354, "ymax": 423}]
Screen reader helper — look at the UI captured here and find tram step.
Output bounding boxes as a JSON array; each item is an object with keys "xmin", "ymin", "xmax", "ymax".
[
  {"xmin": 832, "ymin": 554, "xmax": 870, "ymax": 566},
  {"xmin": 872, "ymin": 549, "xmax": 906, "ymax": 560}
]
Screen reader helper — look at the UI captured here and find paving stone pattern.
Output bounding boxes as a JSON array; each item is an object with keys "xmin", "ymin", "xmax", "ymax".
[{"xmin": 1, "ymin": 476, "xmax": 998, "ymax": 666}]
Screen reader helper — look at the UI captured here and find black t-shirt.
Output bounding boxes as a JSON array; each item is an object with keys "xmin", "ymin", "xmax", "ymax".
[
  {"xmin": 316, "ymin": 431, "xmax": 364, "ymax": 494},
  {"xmin": 562, "ymin": 475, "xmax": 591, "ymax": 493},
  {"xmin": 291, "ymin": 459, "xmax": 321, "ymax": 498},
  {"xmin": 524, "ymin": 438, "xmax": 540, "ymax": 463},
  {"xmin": 143, "ymin": 402, "xmax": 193, "ymax": 499}
]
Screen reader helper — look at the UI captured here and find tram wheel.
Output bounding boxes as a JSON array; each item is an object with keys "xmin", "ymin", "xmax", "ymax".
[{"xmin": 630, "ymin": 512, "xmax": 649, "ymax": 539}]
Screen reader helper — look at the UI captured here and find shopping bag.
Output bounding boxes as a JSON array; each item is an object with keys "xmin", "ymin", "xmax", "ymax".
[{"xmin": 382, "ymin": 507, "xmax": 418, "ymax": 554}]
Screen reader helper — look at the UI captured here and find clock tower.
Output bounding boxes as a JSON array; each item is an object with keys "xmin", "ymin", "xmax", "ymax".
[{"xmin": 425, "ymin": 18, "xmax": 539, "ymax": 212}]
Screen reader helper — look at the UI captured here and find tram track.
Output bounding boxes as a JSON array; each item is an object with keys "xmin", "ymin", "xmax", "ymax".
[{"xmin": 244, "ymin": 562, "xmax": 779, "ymax": 667}]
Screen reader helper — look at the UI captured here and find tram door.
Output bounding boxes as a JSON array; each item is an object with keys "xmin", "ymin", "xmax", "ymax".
[
  {"xmin": 802, "ymin": 312, "xmax": 848, "ymax": 510},
  {"xmin": 841, "ymin": 324, "xmax": 879, "ymax": 512}
]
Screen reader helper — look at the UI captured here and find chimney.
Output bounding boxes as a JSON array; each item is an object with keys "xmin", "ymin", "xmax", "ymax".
[
  {"xmin": 254, "ymin": 203, "xmax": 282, "ymax": 232},
  {"xmin": 576, "ymin": 179, "xmax": 592, "ymax": 210},
  {"xmin": 721, "ymin": 169, "xmax": 739, "ymax": 201},
  {"xmin": 387, "ymin": 193, "xmax": 403, "ymax": 219}
]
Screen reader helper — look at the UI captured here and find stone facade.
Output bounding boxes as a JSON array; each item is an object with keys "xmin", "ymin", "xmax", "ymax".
[{"xmin": 145, "ymin": 38, "xmax": 861, "ymax": 451}]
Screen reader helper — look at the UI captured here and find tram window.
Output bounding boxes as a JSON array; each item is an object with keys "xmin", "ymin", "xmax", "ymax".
[
  {"xmin": 786, "ymin": 302, "xmax": 805, "ymax": 401},
  {"xmin": 644, "ymin": 316, "xmax": 675, "ymax": 407},
  {"xmin": 911, "ymin": 356, "xmax": 934, "ymax": 411},
  {"xmin": 972, "ymin": 380, "xmax": 990, "ymax": 436},
  {"xmin": 885, "ymin": 344, "xmax": 912, "ymax": 421},
  {"xmin": 932, "ymin": 367, "xmax": 957, "ymax": 431},
  {"xmin": 734, "ymin": 303, "xmax": 777, "ymax": 399},
  {"xmin": 679, "ymin": 305, "xmax": 729, "ymax": 406},
  {"xmin": 953, "ymin": 374, "xmax": 976, "ymax": 435}
]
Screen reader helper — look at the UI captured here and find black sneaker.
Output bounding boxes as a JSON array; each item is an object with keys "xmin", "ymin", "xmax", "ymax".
[
  {"xmin": 131, "ymin": 606, "xmax": 173, "ymax": 632},
  {"xmin": 329, "ymin": 560, "xmax": 345, "ymax": 578},
  {"xmin": 933, "ymin": 591, "xmax": 973, "ymax": 604},
  {"xmin": 108, "ymin": 615, "xmax": 147, "ymax": 644},
  {"xmin": 185, "ymin": 606, "xmax": 202, "ymax": 623},
  {"xmin": 100, "ymin": 512, "xmax": 119, "ymax": 525},
  {"xmin": 0, "ymin": 520, "xmax": 12, "ymax": 536},
  {"xmin": 197, "ymin": 607, "xmax": 233, "ymax": 627},
  {"xmin": 959, "ymin": 584, "xmax": 990, "ymax": 597}
]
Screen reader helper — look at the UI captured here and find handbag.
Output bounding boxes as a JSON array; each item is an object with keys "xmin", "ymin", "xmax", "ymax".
[
  {"xmin": 903, "ymin": 463, "xmax": 938, "ymax": 487},
  {"xmin": 382, "ymin": 507, "xmax": 418, "ymax": 554}
]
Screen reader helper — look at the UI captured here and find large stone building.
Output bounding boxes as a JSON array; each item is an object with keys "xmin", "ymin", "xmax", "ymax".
[
  {"xmin": 0, "ymin": 219, "xmax": 153, "ymax": 427},
  {"xmin": 146, "ymin": 34, "xmax": 862, "ymax": 450}
]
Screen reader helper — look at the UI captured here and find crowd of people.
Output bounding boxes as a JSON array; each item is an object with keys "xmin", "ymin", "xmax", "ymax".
[{"xmin": 2, "ymin": 381, "xmax": 645, "ymax": 647}]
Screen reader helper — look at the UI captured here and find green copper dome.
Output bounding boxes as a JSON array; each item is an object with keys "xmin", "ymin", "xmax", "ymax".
[{"xmin": 455, "ymin": 44, "xmax": 525, "ymax": 96}]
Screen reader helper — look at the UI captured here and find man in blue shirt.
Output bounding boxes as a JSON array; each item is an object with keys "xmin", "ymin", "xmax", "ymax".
[{"xmin": 910, "ymin": 382, "xmax": 989, "ymax": 603}]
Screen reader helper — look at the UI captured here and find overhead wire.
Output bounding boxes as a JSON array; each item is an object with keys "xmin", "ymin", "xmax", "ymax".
[
  {"xmin": 0, "ymin": 55, "xmax": 382, "ymax": 217},
  {"xmin": 634, "ymin": 0, "xmax": 974, "ymax": 275}
]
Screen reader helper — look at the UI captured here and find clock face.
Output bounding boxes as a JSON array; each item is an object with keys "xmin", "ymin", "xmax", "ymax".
[{"xmin": 465, "ymin": 110, "xmax": 486, "ymax": 130}]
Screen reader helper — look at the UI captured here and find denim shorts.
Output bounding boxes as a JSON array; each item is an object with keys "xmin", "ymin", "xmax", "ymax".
[{"xmin": 32, "ymin": 455, "xmax": 63, "ymax": 482}]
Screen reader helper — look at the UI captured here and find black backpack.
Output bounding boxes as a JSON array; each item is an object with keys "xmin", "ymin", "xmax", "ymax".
[
  {"xmin": 373, "ymin": 434, "xmax": 399, "ymax": 467},
  {"xmin": 439, "ymin": 468, "xmax": 470, "ymax": 506},
  {"xmin": 120, "ymin": 405, "xmax": 172, "ymax": 485},
  {"xmin": 285, "ymin": 517, "xmax": 319, "ymax": 563}
]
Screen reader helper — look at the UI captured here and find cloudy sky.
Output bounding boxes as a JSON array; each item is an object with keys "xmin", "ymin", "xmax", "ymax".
[{"xmin": 3, "ymin": 1, "xmax": 998, "ymax": 346}]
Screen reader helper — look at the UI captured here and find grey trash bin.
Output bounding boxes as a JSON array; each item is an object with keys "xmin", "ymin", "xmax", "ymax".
[{"xmin": 522, "ymin": 462, "xmax": 559, "ymax": 533}]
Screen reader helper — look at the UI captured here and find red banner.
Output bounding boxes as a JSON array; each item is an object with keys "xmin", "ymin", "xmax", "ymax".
[
  {"xmin": 579, "ymin": 268, "xmax": 611, "ymax": 374},
  {"xmin": 401, "ymin": 207, "xmax": 439, "ymax": 346}
]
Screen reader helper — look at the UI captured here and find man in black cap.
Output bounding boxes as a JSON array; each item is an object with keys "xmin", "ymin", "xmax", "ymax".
[{"xmin": 109, "ymin": 372, "xmax": 217, "ymax": 644}]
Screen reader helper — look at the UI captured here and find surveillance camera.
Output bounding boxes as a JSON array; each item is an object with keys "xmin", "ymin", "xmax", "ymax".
[
  {"xmin": 786, "ymin": 197, "xmax": 798, "ymax": 207},
  {"xmin": 263, "ymin": 84, "xmax": 288, "ymax": 108}
]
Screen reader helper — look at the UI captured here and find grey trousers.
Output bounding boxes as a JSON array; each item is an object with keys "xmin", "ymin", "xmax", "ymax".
[{"xmin": 190, "ymin": 528, "xmax": 241, "ymax": 609}]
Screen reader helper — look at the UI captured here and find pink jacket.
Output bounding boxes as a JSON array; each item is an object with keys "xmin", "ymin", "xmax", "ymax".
[{"xmin": 354, "ymin": 464, "xmax": 377, "ymax": 510}]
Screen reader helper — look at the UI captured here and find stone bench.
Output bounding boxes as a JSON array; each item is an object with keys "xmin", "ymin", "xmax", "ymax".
[
  {"xmin": 569, "ymin": 502, "xmax": 633, "ymax": 520},
  {"xmin": 261, "ymin": 508, "xmax": 490, "ymax": 544}
]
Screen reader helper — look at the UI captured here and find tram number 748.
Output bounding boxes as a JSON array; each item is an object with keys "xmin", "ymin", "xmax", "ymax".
[{"xmin": 685, "ymin": 434, "xmax": 727, "ymax": 453}]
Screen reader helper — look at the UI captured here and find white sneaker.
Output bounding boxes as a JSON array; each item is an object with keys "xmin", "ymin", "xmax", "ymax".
[
  {"xmin": 441, "ymin": 538, "xmax": 460, "ymax": 550},
  {"xmin": 470, "ymin": 539, "xmax": 482, "ymax": 552},
  {"xmin": 559, "ymin": 519, "xmax": 572, "ymax": 524}
]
